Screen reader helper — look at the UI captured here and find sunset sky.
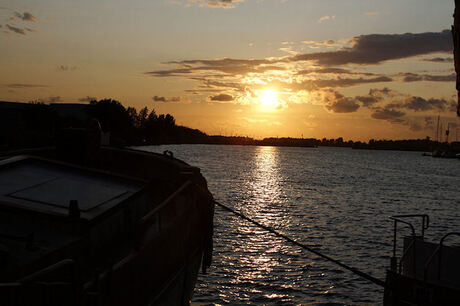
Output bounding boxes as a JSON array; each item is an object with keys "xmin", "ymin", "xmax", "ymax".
[{"xmin": 1, "ymin": 0, "xmax": 459, "ymax": 141}]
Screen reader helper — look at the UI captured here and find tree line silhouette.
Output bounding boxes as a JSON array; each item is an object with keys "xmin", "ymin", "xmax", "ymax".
[
  {"xmin": 87, "ymin": 99, "xmax": 207, "ymax": 145},
  {"xmin": 0, "ymin": 99, "xmax": 457, "ymax": 153}
]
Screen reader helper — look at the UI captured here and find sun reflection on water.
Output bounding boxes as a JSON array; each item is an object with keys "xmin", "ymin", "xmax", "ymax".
[
  {"xmin": 232, "ymin": 146, "xmax": 296, "ymax": 292},
  {"xmin": 251, "ymin": 146, "xmax": 280, "ymax": 203}
]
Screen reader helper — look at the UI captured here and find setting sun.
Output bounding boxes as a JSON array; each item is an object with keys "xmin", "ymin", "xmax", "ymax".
[
  {"xmin": 0, "ymin": 0, "xmax": 457, "ymax": 140},
  {"xmin": 259, "ymin": 90, "xmax": 279, "ymax": 110}
]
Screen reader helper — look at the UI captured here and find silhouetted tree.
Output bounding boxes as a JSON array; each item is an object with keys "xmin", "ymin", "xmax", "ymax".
[
  {"xmin": 138, "ymin": 107, "xmax": 149, "ymax": 128},
  {"xmin": 89, "ymin": 99, "xmax": 131, "ymax": 135},
  {"xmin": 126, "ymin": 107, "xmax": 138, "ymax": 128},
  {"xmin": 164, "ymin": 114, "xmax": 175, "ymax": 126}
]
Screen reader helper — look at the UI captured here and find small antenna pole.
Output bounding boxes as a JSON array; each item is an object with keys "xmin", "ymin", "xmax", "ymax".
[{"xmin": 436, "ymin": 115, "xmax": 440, "ymax": 142}]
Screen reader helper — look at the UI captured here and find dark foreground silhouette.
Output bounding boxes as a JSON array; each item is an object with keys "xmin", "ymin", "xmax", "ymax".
[{"xmin": 0, "ymin": 110, "xmax": 215, "ymax": 305}]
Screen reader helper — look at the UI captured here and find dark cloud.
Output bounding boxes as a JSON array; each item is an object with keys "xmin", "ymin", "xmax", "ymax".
[
  {"xmin": 78, "ymin": 96, "xmax": 97, "ymax": 102},
  {"xmin": 355, "ymin": 87, "xmax": 397, "ymax": 107},
  {"xmin": 401, "ymin": 73, "xmax": 423, "ymax": 82},
  {"xmin": 325, "ymin": 91, "xmax": 360, "ymax": 113},
  {"xmin": 290, "ymin": 30, "xmax": 452, "ymax": 66},
  {"xmin": 423, "ymin": 57, "xmax": 453, "ymax": 63},
  {"xmin": 145, "ymin": 68, "xmax": 193, "ymax": 77},
  {"xmin": 313, "ymin": 76, "xmax": 392, "ymax": 88},
  {"xmin": 146, "ymin": 58, "xmax": 283, "ymax": 77},
  {"xmin": 319, "ymin": 88, "xmax": 454, "ymax": 130},
  {"xmin": 424, "ymin": 74, "xmax": 456, "ymax": 82},
  {"xmin": 368, "ymin": 87, "xmax": 395, "ymax": 97},
  {"xmin": 152, "ymin": 95, "xmax": 181, "ymax": 102},
  {"xmin": 200, "ymin": 79, "xmax": 244, "ymax": 90},
  {"xmin": 209, "ymin": 93, "xmax": 234, "ymax": 102},
  {"xmin": 403, "ymin": 96, "xmax": 451, "ymax": 112},
  {"xmin": 13, "ymin": 11, "xmax": 36, "ymax": 22},
  {"xmin": 4, "ymin": 83, "xmax": 47, "ymax": 88},
  {"xmin": 5, "ymin": 24, "xmax": 27, "ymax": 35},
  {"xmin": 385, "ymin": 96, "xmax": 453, "ymax": 112},
  {"xmin": 184, "ymin": 89, "xmax": 222, "ymax": 93},
  {"xmin": 323, "ymin": 40, "xmax": 336, "ymax": 45},
  {"xmin": 356, "ymin": 95, "xmax": 382, "ymax": 107},
  {"xmin": 5, "ymin": 24, "xmax": 34, "ymax": 35},
  {"xmin": 167, "ymin": 58, "xmax": 272, "ymax": 67},
  {"xmin": 400, "ymin": 72, "xmax": 455, "ymax": 82},
  {"xmin": 59, "ymin": 65, "xmax": 77, "ymax": 71},
  {"xmin": 283, "ymin": 76, "xmax": 392, "ymax": 93},
  {"xmin": 296, "ymin": 67, "xmax": 376, "ymax": 76},
  {"xmin": 153, "ymin": 95, "xmax": 166, "ymax": 102}
]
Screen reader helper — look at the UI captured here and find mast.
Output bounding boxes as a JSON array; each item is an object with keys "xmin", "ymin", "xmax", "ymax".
[
  {"xmin": 453, "ymin": 0, "xmax": 460, "ymax": 116},
  {"xmin": 446, "ymin": 122, "xmax": 450, "ymax": 143},
  {"xmin": 440, "ymin": 123, "xmax": 443, "ymax": 142},
  {"xmin": 436, "ymin": 115, "xmax": 440, "ymax": 142}
]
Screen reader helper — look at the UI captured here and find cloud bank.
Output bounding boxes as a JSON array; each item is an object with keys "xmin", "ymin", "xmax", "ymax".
[
  {"xmin": 144, "ymin": 29, "xmax": 456, "ymax": 134},
  {"xmin": 5, "ymin": 24, "xmax": 35, "ymax": 35},
  {"xmin": 153, "ymin": 95, "xmax": 181, "ymax": 102},
  {"xmin": 290, "ymin": 30, "xmax": 452, "ymax": 66},
  {"xmin": 12, "ymin": 11, "xmax": 36, "ymax": 22}
]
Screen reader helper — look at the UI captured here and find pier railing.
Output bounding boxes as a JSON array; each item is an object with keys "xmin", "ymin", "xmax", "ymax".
[
  {"xmin": 390, "ymin": 215, "xmax": 460, "ymax": 287},
  {"xmin": 389, "ymin": 214, "xmax": 429, "ymax": 275},
  {"xmin": 424, "ymin": 232, "xmax": 460, "ymax": 283}
]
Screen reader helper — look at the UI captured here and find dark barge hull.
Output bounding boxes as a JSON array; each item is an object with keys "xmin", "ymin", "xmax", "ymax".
[
  {"xmin": 384, "ymin": 270, "xmax": 460, "ymax": 306},
  {"xmin": 0, "ymin": 146, "xmax": 214, "ymax": 306}
]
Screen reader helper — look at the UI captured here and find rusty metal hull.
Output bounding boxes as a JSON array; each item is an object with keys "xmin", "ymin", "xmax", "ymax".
[{"xmin": 0, "ymin": 147, "xmax": 214, "ymax": 306}]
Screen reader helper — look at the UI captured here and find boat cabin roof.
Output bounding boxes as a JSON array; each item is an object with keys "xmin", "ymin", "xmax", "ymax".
[{"xmin": 0, "ymin": 156, "xmax": 145, "ymax": 220}]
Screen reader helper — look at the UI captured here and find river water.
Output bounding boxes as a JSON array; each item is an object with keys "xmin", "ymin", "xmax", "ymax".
[{"xmin": 138, "ymin": 145, "xmax": 460, "ymax": 305}]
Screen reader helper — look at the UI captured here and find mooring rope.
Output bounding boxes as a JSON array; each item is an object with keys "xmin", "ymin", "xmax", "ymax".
[{"xmin": 214, "ymin": 200, "xmax": 386, "ymax": 288}]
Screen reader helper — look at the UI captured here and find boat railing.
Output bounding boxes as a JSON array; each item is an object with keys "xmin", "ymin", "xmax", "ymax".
[
  {"xmin": 424, "ymin": 232, "xmax": 460, "ymax": 283},
  {"xmin": 0, "ymin": 259, "xmax": 78, "ymax": 305},
  {"xmin": 138, "ymin": 180, "xmax": 192, "ymax": 237},
  {"xmin": 20, "ymin": 258, "xmax": 77, "ymax": 283},
  {"xmin": 389, "ymin": 215, "xmax": 429, "ymax": 274}
]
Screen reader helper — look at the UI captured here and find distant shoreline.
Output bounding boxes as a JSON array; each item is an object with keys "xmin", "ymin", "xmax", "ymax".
[
  {"xmin": 134, "ymin": 139, "xmax": 456, "ymax": 153},
  {"xmin": 134, "ymin": 136, "xmax": 458, "ymax": 153},
  {"xmin": 1, "ymin": 100, "xmax": 458, "ymax": 154}
]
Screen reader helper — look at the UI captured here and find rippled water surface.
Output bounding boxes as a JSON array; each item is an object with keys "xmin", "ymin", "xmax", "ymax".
[{"xmin": 138, "ymin": 145, "xmax": 460, "ymax": 305}]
